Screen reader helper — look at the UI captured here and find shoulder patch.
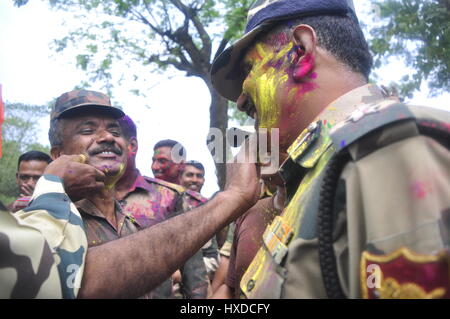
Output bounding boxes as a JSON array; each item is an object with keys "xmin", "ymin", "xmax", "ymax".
[
  {"xmin": 330, "ymin": 101, "xmax": 414, "ymax": 153},
  {"xmin": 143, "ymin": 176, "xmax": 185, "ymax": 194}
]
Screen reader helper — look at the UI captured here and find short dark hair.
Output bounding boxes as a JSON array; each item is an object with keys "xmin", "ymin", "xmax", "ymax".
[
  {"xmin": 48, "ymin": 118, "xmax": 63, "ymax": 147},
  {"xmin": 184, "ymin": 160, "xmax": 205, "ymax": 173},
  {"xmin": 118, "ymin": 115, "xmax": 137, "ymax": 140},
  {"xmin": 269, "ymin": 14, "xmax": 373, "ymax": 80},
  {"xmin": 153, "ymin": 139, "xmax": 186, "ymax": 160},
  {"xmin": 18, "ymin": 151, "xmax": 52, "ymax": 169}
]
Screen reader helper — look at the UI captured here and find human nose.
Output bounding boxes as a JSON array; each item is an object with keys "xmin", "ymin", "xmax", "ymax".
[
  {"xmin": 96, "ymin": 129, "xmax": 115, "ymax": 143},
  {"xmin": 236, "ymin": 93, "xmax": 248, "ymax": 112}
]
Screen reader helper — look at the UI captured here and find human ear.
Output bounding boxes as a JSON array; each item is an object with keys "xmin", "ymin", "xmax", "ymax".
[
  {"xmin": 291, "ymin": 24, "xmax": 318, "ymax": 81},
  {"xmin": 50, "ymin": 146, "xmax": 62, "ymax": 160},
  {"xmin": 129, "ymin": 137, "xmax": 138, "ymax": 155}
]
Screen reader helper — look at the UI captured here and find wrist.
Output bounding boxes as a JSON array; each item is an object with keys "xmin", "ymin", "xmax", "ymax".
[{"xmin": 220, "ymin": 189, "xmax": 255, "ymax": 214}]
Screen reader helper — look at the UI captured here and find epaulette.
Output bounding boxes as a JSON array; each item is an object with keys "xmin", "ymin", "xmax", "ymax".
[
  {"xmin": 143, "ymin": 176, "xmax": 186, "ymax": 194},
  {"xmin": 184, "ymin": 189, "xmax": 207, "ymax": 203},
  {"xmin": 330, "ymin": 100, "xmax": 414, "ymax": 152},
  {"xmin": 330, "ymin": 101, "xmax": 416, "ymax": 160}
]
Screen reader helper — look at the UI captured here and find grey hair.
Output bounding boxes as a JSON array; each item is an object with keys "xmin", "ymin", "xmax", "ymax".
[{"xmin": 48, "ymin": 118, "xmax": 65, "ymax": 147}]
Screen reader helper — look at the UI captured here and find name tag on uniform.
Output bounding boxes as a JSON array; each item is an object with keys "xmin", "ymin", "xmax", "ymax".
[{"xmin": 263, "ymin": 216, "xmax": 294, "ymax": 264}]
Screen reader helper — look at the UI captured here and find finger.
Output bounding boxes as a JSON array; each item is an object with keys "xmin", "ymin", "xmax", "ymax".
[
  {"xmin": 94, "ymin": 181, "xmax": 105, "ymax": 189},
  {"xmin": 93, "ymin": 168, "xmax": 106, "ymax": 181},
  {"xmin": 73, "ymin": 154, "xmax": 87, "ymax": 164}
]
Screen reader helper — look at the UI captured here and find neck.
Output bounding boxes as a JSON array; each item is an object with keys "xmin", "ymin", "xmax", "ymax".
[
  {"xmin": 115, "ymin": 166, "xmax": 139, "ymax": 200},
  {"xmin": 282, "ymin": 61, "xmax": 367, "ymax": 152},
  {"xmin": 165, "ymin": 175, "xmax": 180, "ymax": 184},
  {"xmin": 87, "ymin": 187, "xmax": 118, "ymax": 228}
]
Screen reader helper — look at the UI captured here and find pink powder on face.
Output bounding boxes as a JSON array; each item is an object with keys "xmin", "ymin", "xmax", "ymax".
[
  {"xmin": 267, "ymin": 32, "xmax": 290, "ymax": 47},
  {"xmin": 296, "ymin": 82, "xmax": 317, "ymax": 98},
  {"xmin": 309, "ymin": 72, "xmax": 318, "ymax": 79}
]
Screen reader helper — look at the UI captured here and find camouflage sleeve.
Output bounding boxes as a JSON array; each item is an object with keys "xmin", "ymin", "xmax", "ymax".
[
  {"xmin": 13, "ymin": 175, "xmax": 88, "ymax": 299},
  {"xmin": 179, "ymin": 248, "xmax": 210, "ymax": 299},
  {"xmin": 0, "ymin": 209, "xmax": 61, "ymax": 298}
]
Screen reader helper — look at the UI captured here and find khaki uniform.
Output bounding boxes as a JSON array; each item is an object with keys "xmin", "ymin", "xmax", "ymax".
[
  {"xmin": 241, "ymin": 84, "xmax": 450, "ymax": 299},
  {"xmin": 1, "ymin": 175, "xmax": 87, "ymax": 298}
]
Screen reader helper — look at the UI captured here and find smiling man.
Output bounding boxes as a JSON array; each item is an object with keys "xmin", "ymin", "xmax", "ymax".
[
  {"xmin": 151, "ymin": 139, "xmax": 186, "ymax": 184},
  {"xmin": 48, "ymin": 90, "xmax": 168, "ymax": 298},
  {"xmin": 179, "ymin": 160, "xmax": 205, "ymax": 193},
  {"xmin": 49, "ymin": 90, "xmax": 127, "ymax": 233},
  {"xmin": 211, "ymin": 0, "xmax": 450, "ymax": 299}
]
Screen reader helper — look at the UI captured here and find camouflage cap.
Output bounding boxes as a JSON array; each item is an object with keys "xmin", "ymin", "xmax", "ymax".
[
  {"xmin": 51, "ymin": 89, "xmax": 125, "ymax": 120},
  {"xmin": 210, "ymin": 0, "xmax": 357, "ymax": 102}
]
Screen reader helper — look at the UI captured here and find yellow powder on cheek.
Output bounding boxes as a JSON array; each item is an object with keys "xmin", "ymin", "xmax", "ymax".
[
  {"xmin": 105, "ymin": 162, "xmax": 126, "ymax": 190},
  {"xmin": 250, "ymin": 43, "xmax": 293, "ymax": 129}
]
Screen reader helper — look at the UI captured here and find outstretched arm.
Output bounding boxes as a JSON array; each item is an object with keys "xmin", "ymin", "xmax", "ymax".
[{"xmin": 79, "ymin": 137, "xmax": 261, "ymax": 298}]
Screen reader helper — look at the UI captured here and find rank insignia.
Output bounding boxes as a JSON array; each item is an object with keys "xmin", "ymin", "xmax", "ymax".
[{"xmin": 361, "ymin": 247, "xmax": 450, "ymax": 299}]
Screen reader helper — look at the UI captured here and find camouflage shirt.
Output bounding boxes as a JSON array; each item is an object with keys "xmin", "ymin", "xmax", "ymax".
[
  {"xmin": 241, "ymin": 84, "xmax": 450, "ymax": 299},
  {"xmin": 119, "ymin": 171, "xmax": 210, "ymax": 298},
  {"xmin": 1, "ymin": 175, "xmax": 87, "ymax": 298}
]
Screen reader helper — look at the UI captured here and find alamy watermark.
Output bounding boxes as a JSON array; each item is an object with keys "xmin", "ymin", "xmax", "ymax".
[{"xmin": 171, "ymin": 127, "xmax": 280, "ymax": 175}]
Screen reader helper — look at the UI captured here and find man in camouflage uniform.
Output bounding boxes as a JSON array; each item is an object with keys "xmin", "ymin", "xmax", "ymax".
[
  {"xmin": 116, "ymin": 115, "xmax": 209, "ymax": 299},
  {"xmin": 211, "ymin": 0, "xmax": 450, "ymax": 298},
  {"xmin": 1, "ymin": 154, "xmax": 94, "ymax": 298},
  {"xmin": 0, "ymin": 145, "xmax": 262, "ymax": 299}
]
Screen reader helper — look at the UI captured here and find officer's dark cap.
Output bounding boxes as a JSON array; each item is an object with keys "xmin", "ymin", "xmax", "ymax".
[{"xmin": 210, "ymin": 0, "xmax": 357, "ymax": 102}]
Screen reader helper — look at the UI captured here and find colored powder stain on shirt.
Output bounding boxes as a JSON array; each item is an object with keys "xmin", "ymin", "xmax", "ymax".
[{"xmin": 410, "ymin": 180, "xmax": 430, "ymax": 199}]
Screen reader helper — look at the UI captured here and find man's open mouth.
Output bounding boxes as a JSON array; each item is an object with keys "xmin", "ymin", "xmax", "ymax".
[{"xmin": 90, "ymin": 146, "xmax": 122, "ymax": 157}]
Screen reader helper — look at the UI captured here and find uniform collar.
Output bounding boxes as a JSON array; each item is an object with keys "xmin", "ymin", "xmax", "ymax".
[
  {"xmin": 132, "ymin": 170, "xmax": 154, "ymax": 192},
  {"xmin": 76, "ymin": 198, "xmax": 131, "ymax": 232},
  {"xmin": 122, "ymin": 169, "xmax": 154, "ymax": 196}
]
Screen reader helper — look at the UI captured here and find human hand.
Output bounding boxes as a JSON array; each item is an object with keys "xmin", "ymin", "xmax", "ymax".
[
  {"xmin": 44, "ymin": 154, "xmax": 106, "ymax": 201},
  {"xmin": 19, "ymin": 184, "xmax": 34, "ymax": 197},
  {"xmin": 224, "ymin": 134, "xmax": 261, "ymax": 211}
]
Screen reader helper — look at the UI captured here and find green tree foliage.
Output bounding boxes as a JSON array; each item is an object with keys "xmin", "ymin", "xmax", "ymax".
[
  {"xmin": 0, "ymin": 102, "xmax": 50, "ymax": 204},
  {"xmin": 369, "ymin": 0, "xmax": 450, "ymax": 98},
  {"xmin": 14, "ymin": 0, "xmax": 252, "ymax": 189}
]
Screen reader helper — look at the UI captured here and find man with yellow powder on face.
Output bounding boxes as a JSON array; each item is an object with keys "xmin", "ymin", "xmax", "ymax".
[
  {"xmin": 211, "ymin": 0, "xmax": 450, "ymax": 298},
  {"xmin": 47, "ymin": 90, "xmax": 145, "ymax": 283}
]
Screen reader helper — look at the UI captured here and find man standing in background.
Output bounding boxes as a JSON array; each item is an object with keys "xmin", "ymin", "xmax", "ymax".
[
  {"xmin": 8, "ymin": 150, "xmax": 52, "ymax": 212},
  {"xmin": 116, "ymin": 115, "xmax": 209, "ymax": 298}
]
